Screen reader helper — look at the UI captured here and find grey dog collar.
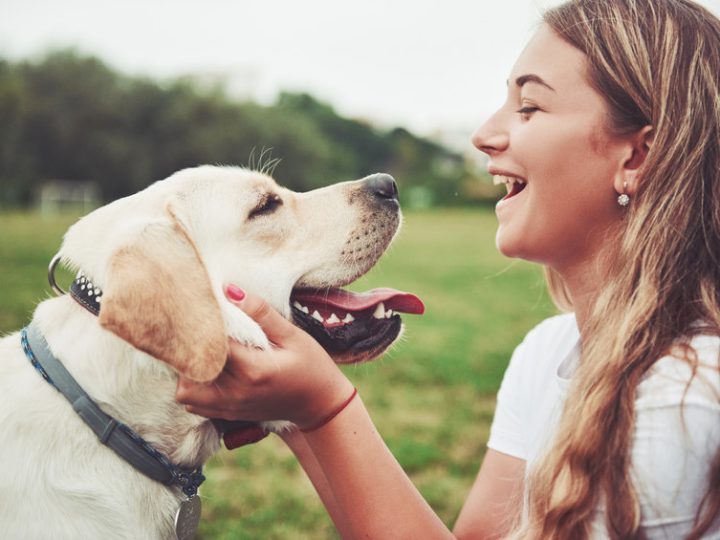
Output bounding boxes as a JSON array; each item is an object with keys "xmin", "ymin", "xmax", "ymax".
[
  {"xmin": 48, "ymin": 258, "xmax": 252, "ymax": 446},
  {"xmin": 21, "ymin": 322, "xmax": 205, "ymax": 497}
]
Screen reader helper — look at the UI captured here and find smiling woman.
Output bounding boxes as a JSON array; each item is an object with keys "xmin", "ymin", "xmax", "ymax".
[
  {"xmin": 476, "ymin": 23, "xmax": 632, "ymax": 272},
  {"xmin": 175, "ymin": 1, "xmax": 720, "ymax": 539}
]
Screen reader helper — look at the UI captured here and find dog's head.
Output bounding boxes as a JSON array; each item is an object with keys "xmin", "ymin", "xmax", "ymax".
[{"xmin": 58, "ymin": 166, "xmax": 422, "ymax": 383}]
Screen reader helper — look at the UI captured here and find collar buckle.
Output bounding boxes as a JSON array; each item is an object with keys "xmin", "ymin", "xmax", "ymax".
[{"xmin": 175, "ymin": 469, "xmax": 206, "ymax": 498}]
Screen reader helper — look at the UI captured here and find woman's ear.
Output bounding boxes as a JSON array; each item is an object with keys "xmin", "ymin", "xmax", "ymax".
[
  {"xmin": 98, "ymin": 212, "xmax": 228, "ymax": 383},
  {"xmin": 614, "ymin": 125, "xmax": 653, "ymax": 195}
]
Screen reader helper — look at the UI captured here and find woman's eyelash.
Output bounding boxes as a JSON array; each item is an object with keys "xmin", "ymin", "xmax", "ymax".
[{"xmin": 516, "ymin": 106, "xmax": 539, "ymax": 115}]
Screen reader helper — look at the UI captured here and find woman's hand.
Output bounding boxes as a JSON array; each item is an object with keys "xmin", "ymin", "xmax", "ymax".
[
  {"xmin": 178, "ymin": 288, "xmax": 457, "ymax": 539},
  {"xmin": 175, "ymin": 285, "xmax": 355, "ymax": 429}
]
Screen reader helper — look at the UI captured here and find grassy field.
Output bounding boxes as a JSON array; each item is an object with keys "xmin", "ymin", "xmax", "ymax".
[{"xmin": 0, "ymin": 208, "xmax": 557, "ymax": 538}]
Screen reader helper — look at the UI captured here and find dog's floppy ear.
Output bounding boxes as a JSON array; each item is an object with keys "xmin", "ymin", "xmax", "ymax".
[{"xmin": 98, "ymin": 213, "xmax": 227, "ymax": 383}]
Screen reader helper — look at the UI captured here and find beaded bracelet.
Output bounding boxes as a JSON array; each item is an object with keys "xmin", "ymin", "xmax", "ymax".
[{"xmin": 300, "ymin": 387, "xmax": 359, "ymax": 433}]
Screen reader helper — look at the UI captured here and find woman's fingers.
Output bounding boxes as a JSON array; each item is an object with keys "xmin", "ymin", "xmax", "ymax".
[
  {"xmin": 176, "ymin": 338, "xmax": 277, "ymax": 417},
  {"xmin": 175, "ymin": 286, "xmax": 352, "ymax": 426},
  {"xmin": 176, "ymin": 332, "xmax": 271, "ymax": 403},
  {"xmin": 225, "ymin": 285, "xmax": 297, "ymax": 345},
  {"xmin": 176, "ymin": 378, "xmax": 224, "ymax": 408},
  {"xmin": 177, "ymin": 381, "xmax": 251, "ymax": 418},
  {"xmin": 183, "ymin": 404, "xmax": 224, "ymax": 418}
]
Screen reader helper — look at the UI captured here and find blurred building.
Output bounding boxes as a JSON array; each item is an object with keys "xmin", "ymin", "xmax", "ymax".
[{"xmin": 38, "ymin": 180, "xmax": 99, "ymax": 214}]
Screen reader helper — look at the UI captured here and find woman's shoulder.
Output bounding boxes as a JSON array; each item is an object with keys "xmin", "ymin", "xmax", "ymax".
[
  {"xmin": 521, "ymin": 312, "xmax": 579, "ymax": 348},
  {"xmin": 504, "ymin": 313, "xmax": 579, "ymax": 377},
  {"xmin": 637, "ymin": 333, "xmax": 720, "ymax": 410}
]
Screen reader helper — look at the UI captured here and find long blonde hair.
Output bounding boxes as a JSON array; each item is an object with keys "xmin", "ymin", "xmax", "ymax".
[{"xmin": 518, "ymin": 1, "xmax": 720, "ymax": 538}]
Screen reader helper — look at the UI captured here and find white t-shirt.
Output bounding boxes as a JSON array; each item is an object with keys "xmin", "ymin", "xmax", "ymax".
[{"xmin": 487, "ymin": 313, "xmax": 720, "ymax": 539}]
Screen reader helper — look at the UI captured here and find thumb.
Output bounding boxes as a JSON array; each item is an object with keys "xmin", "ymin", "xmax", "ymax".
[{"xmin": 225, "ymin": 284, "xmax": 296, "ymax": 344}]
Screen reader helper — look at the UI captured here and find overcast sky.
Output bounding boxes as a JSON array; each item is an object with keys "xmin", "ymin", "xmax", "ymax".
[{"xmin": 1, "ymin": 0, "xmax": 718, "ymax": 149}]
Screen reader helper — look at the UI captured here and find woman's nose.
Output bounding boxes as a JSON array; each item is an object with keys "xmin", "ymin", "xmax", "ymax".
[{"xmin": 472, "ymin": 112, "xmax": 509, "ymax": 155}]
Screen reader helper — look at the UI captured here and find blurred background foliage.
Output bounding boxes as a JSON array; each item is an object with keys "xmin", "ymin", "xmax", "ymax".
[{"xmin": 0, "ymin": 49, "xmax": 497, "ymax": 209}]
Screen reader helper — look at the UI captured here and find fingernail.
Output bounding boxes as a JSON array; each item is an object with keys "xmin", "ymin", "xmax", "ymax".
[{"xmin": 226, "ymin": 284, "xmax": 246, "ymax": 302}]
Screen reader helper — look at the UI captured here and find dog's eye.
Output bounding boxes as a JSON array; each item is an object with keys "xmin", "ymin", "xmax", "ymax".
[{"xmin": 249, "ymin": 193, "xmax": 283, "ymax": 219}]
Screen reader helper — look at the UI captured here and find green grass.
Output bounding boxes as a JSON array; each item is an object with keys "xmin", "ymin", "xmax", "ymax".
[{"xmin": 0, "ymin": 208, "xmax": 557, "ymax": 538}]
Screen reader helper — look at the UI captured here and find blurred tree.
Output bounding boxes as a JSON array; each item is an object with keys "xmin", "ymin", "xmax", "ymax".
[
  {"xmin": 0, "ymin": 59, "xmax": 32, "ymax": 205},
  {"xmin": 0, "ymin": 50, "xmax": 485, "ymax": 208}
]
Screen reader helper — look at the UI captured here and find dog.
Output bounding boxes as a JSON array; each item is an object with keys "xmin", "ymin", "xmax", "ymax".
[{"xmin": 0, "ymin": 165, "xmax": 423, "ymax": 539}]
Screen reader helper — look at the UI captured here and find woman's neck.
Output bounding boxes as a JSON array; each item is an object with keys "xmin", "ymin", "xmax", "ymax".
[
  {"xmin": 556, "ymin": 252, "xmax": 614, "ymax": 335},
  {"xmin": 564, "ymin": 276, "xmax": 597, "ymax": 334},
  {"xmin": 551, "ymin": 222, "xmax": 623, "ymax": 334}
]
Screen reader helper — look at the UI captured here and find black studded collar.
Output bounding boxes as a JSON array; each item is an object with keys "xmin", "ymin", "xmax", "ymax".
[{"xmin": 70, "ymin": 272, "xmax": 103, "ymax": 316}]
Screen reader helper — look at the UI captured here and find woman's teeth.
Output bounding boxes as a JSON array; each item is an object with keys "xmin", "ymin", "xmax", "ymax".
[{"xmin": 493, "ymin": 175, "xmax": 527, "ymax": 194}]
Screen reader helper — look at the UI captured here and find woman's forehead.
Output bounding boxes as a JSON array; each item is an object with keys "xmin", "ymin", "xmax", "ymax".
[{"xmin": 509, "ymin": 24, "xmax": 589, "ymax": 94}]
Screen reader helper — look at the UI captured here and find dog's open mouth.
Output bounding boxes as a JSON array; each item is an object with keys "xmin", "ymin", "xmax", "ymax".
[{"xmin": 290, "ymin": 288, "xmax": 424, "ymax": 364}]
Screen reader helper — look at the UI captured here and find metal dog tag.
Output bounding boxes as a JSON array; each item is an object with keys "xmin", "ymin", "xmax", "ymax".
[{"xmin": 174, "ymin": 495, "xmax": 201, "ymax": 540}]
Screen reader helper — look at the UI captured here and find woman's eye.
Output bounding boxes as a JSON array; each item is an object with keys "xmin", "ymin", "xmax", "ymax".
[
  {"xmin": 249, "ymin": 194, "xmax": 283, "ymax": 219},
  {"xmin": 516, "ymin": 106, "xmax": 539, "ymax": 118}
]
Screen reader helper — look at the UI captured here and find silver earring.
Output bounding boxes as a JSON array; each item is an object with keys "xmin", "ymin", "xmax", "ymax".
[{"xmin": 617, "ymin": 182, "xmax": 630, "ymax": 207}]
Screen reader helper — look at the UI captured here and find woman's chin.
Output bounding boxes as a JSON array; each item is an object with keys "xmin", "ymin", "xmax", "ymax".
[
  {"xmin": 495, "ymin": 229, "xmax": 523, "ymax": 259},
  {"xmin": 496, "ymin": 237, "xmax": 558, "ymax": 268},
  {"xmin": 495, "ymin": 230, "xmax": 540, "ymax": 262}
]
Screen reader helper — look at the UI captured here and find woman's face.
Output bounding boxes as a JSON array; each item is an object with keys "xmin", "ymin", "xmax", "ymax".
[{"xmin": 473, "ymin": 25, "xmax": 628, "ymax": 273}]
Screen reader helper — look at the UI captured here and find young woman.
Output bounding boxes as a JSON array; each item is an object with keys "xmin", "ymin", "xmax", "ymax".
[{"xmin": 176, "ymin": 0, "xmax": 720, "ymax": 537}]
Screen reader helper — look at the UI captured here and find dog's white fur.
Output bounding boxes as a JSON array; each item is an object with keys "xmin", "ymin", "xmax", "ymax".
[{"xmin": 0, "ymin": 166, "xmax": 400, "ymax": 539}]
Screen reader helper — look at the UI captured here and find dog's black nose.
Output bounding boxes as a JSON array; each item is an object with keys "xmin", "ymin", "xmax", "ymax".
[{"xmin": 365, "ymin": 173, "xmax": 399, "ymax": 201}]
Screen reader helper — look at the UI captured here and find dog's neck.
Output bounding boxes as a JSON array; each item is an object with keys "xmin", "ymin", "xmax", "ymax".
[{"xmin": 32, "ymin": 296, "xmax": 219, "ymax": 467}]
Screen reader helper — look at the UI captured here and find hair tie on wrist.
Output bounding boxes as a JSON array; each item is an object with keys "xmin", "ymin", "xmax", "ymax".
[{"xmin": 300, "ymin": 387, "xmax": 358, "ymax": 433}]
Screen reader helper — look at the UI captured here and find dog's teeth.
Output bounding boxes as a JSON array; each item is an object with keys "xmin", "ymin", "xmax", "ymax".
[
  {"xmin": 301, "ymin": 306, "xmax": 309, "ymax": 314},
  {"xmin": 373, "ymin": 302, "xmax": 386, "ymax": 319},
  {"xmin": 326, "ymin": 313, "xmax": 340, "ymax": 324},
  {"xmin": 385, "ymin": 309, "xmax": 393, "ymax": 318},
  {"xmin": 293, "ymin": 301, "xmax": 303, "ymax": 310},
  {"xmin": 342, "ymin": 313, "xmax": 355, "ymax": 323},
  {"xmin": 311, "ymin": 310, "xmax": 324, "ymax": 322}
]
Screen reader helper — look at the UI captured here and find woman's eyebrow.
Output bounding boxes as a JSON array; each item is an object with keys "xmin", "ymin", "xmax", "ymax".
[{"xmin": 506, "ymin": 74, "xmax": 556, "ymax": 92}]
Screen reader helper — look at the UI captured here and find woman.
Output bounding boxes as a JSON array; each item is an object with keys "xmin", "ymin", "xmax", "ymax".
[{"xmin": 176, "ymin": 0, "xmax": 720, "ymax": 537}]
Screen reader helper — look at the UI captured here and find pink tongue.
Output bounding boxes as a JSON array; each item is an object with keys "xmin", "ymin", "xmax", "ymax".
[{"xmin": 292, "ymin": 287, "xmax": 425, "ymax": 314}]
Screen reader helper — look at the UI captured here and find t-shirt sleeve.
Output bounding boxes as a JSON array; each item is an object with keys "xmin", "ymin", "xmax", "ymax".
[{"xmin": 486, "ymin": 336, "xmax": 532, "ymax": 460}]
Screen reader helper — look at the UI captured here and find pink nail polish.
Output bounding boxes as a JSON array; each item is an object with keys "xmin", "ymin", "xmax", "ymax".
[{"xmin": 226, "ymin": 284, "xmax": 246, "ymax": 301}]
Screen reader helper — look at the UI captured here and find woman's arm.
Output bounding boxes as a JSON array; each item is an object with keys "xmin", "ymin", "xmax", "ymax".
[
  {"xmin": 453, "ymin": 449, "xmax": 525, "ymax": 539},
  {"xmin": 279, "ymin": 429, "xmax": 356, "ymax": 539},
  {"xmin": 282, "ymin": 402, "xmax": 525, "ymax": 540},
  {"xmin": 294, "ymin": 393, "xmax": 454, "ymax": 539},
  {"xmin": 176, "ymin": 289, "xmax": 526, "ymax": 538},
  {"xmin": 280, "ymin": 414, "xmax": 525, "ymax": 540}
]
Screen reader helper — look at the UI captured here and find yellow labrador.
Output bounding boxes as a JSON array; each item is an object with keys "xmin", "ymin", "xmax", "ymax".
[{"xmin": 0, "ymin": 166, "xmax": 423, "ymax": 539}]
